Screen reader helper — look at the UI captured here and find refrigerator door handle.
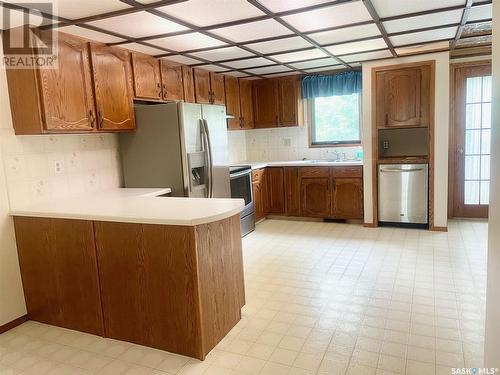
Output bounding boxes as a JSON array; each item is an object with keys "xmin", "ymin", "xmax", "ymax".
[
  {"xmin": 200, "ymin": 119, "xmax": 210, "ymax": 198},
  {"xmin": 202, "ymin": 119, "xmax": 214, "ymax": 198}
]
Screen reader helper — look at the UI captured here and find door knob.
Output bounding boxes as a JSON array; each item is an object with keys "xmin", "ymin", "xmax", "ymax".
[{"xmin": 457, "ymin": 147, "xmax": 464, "ymax": 154}]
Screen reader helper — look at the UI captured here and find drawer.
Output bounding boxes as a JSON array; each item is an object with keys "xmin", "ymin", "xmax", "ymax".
[
  {"xmin": 252, "ymin": 168, "xmax": 264, "ymax": 182},
  {"xmin": 299, "ymin": 167, "xmax": 330, "ymax": 178},
  {"xmin": 330, "ymin": 166, "xmax": 363, "ymax": 178}
]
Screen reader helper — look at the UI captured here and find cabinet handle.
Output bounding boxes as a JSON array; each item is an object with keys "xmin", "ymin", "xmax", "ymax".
[
  {"xmin": 385, "ymin": 113, "xmax": 388, "ymax": 126},
  {"xmin": 89, "ymin": 110, "xmax": 95, "ymax": 128},
  {"xmin": 97, "ymin": 109, "xmax": 103, "ymax": 129}
]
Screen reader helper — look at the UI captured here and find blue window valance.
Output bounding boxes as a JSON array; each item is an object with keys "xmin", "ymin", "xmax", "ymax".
[{"xmin": 301, "ymin": 71, "xmax": 362, "ymax": 99}]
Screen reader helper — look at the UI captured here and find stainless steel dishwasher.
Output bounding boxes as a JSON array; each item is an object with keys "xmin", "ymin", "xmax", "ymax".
[{"xmin": 378, "ymin": 163, "xmax": 428, "ymax": 225}]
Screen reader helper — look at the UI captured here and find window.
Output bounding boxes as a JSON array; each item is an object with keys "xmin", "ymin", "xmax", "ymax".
[{"xmin": 310, "ymin": 93, "xmax": 361, "ymax": 146}]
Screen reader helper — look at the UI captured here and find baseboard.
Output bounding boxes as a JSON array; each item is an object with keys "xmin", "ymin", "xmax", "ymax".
[
  {"xmin": 0, "ymin": 315, "xmax": 28, "ymax": 334},
  {"xmin": 363, "ymin": 222, "xmax": 378, "ymax": 228},
  {"xmin": 430, "ymin": 226, "xmax": 448, "ymax": 232}
]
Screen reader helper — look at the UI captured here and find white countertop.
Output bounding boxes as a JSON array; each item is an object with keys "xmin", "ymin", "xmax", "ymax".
[
  {"xmin": 10, "ymin": 188, "xmax": 245, "ymax": 226},
  {"xmin": 232, "ymin": 160, "xmax": 363, "ymax": 170}
]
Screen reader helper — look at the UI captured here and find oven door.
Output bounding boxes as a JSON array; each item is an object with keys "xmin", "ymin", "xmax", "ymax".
[{"xmin": 230, "ymin": 169, "xmax": 254, "ymax": 218}]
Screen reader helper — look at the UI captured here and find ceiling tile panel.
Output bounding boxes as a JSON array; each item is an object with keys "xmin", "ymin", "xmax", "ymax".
[
  {"xmin": 57, "ymin": 25, "xmax": 127, "ymax": 43},
  {"xmin": 290, "ymin": 57, "xmax": 339, "ymax": 69},
  {"xmin": 246, "ymin": 65, "xmax": 292, "ymax": 74},
  {"xmin": 326, "ymin": 38, "xmax": 387, "ymax": 55},
  {"xmin": 224, "ymin": 57, "xmax": 275, "ymax": 69},
  {"xmin": 282, "ymin": 2, "xmax": 372, "ymax": 32},
  {"xmin": 150, "ymin": 32, "xmax": 227, "ymax": 51},
  {"xmin": 50, "ymin": 0, "xmax": 131, "ymax": 19},
  {"xmin": 119, "ymin": 43, "xmax": 167, "ymax": 56},
  {"xmin": 244, "ymin": 36, "xmax": 314, "ymax": 54},
  {"xmin": 190, "ymin": 46, "xmax": 255, "ymax": 61},
  {"xmin": 307, "ymin": 23, "xmax": 380, "ymax": 45},
  {"xmin": 371, "ymin": 0, "xmax": 465, "ymax": 18},
  {"xmin": 395, "ymin": 41, "xmax": 450, "ymax": 55},
  {"xmin": 191, "ymin": 64, "xmax": 227, "ymax": 72},
  {"xmin": 161, "ymin": 55, "xmax": 204, "ymax": 65},
  {"xmin": 155, "ymin": 0, "xmax": 265, "ymax": 26},
  {"xmin": 87, "ymin": 11, "xmax": 187, "ymax": 38},
  {"xmin": 258, "ymin": 0, "xmax": 333, "ymax": 13},
  {"xmin": 270, "ymin": 49, "xmax": 328, "ymax": 63},
  {"xmin": 211, "ymin": 19, "xmax": 292, "ymax": 43},
  {"xmin": 304, "ymin": 65, "xmax": 351, "ymax": 73},
  {"xmin": 468, "ymin": 4, "xmax": 492, "ymax": 22},
  {"xmin": 263, "ymin": 71, "xmax": 301, "ymax": 78},
  {"xmin": 389, "ymin": 26, "xmax": 458, "ymax": 46},
  {"xmin": 383, "ymin": 9, "xmax": 463, "ymax": 34},
  {"xmin": 224, "ymin": 71, "xmax": 251, "ymax": 78},
  {"xmin": 342, "ymin": 49, "xmax": 393, "ymax": 63}
]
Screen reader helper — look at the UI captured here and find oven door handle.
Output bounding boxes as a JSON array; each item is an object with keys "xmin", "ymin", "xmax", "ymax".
[{"xmin": 230, "ymin": 170, "xmax": 252, "ymax": 179}]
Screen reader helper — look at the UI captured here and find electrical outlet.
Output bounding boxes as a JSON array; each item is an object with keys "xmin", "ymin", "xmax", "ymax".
[
  {"xmin": 383, "ymin": 140, "xmax": 390, "ymax": 150},
  {"xmin": 54, "ymin": 160, "xmax": 63, "ymax": 174}
]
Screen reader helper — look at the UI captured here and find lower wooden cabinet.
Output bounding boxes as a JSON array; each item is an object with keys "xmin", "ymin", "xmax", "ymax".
[
  {"xmin": 301, "ymin": 177, "xmax": 331, "ymax": 218},
  {"xmin": 332, "ymin": 178, "xmax": 364, "ymax": 219},
  {"xmin": 252, "ymin": 169, "xmax": 265, "ymax": 222},
  {"xmin": 285, "ymin": 167, "xmax": 301, "ymax": 216},
  {"xmin": 264, "ymin": 167, "xmax": 285, "ymax": 214}
]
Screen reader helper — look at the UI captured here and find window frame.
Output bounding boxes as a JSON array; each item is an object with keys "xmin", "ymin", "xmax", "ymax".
[{"xmin": 307, "ymin": 94, "xmax": 362, "ymax": 148}]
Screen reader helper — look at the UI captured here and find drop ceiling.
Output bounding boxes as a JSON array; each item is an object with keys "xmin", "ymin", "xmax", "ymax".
[{"xmin": 0, "ymin": 0, "xmax": 493, "ymax": 79}]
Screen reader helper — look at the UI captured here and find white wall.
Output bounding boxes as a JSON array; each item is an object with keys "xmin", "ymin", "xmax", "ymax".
[
  {"xmin": 484, "ymin": 0, "xmax": 499, "ymax": 367},
  {"xmin": 0, "ymin": 38, "xmax": 122, "ymax": 325},
  {"xmin": 361, "ymin": 52, "xmax": 450, "ymax": 228}
]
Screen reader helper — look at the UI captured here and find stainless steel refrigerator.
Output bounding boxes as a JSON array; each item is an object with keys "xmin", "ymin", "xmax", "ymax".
[{"xmin": 119, "ymin": 102, "xmax": 230, "ymax": 198}]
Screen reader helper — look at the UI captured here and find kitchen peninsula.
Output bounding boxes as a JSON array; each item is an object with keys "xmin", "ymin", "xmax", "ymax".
[{"xmin": 10, "ymin": 189, "xmax": 245, "ymax": 360}]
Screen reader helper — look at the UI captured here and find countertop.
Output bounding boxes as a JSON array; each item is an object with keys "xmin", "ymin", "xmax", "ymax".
[
  {"xmin": 232, "ymin": 160, "xmax": 364, "ymax": 170},
  {"xmin": 10, "ymin": 188, "xmax": 245, "ymax": 226}
]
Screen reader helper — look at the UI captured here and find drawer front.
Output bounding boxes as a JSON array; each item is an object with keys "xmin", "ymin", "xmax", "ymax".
[
  {"xmin": 252, "ymin": 168, "xmax": 264, "ymax": 182},
  {"xmin": 299, "ymin": 167, "xmax": 330, "ymax": 178},
  {"xmin": 330, "ymin": 166, "xmax": 363, "ymax": 178}
]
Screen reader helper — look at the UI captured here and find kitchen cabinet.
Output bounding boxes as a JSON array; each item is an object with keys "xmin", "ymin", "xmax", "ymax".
[
  {"xmin": 90, "ymin": 44, "xmax": 135, "ymax": 131},
  {"xmin": 210, "ymin": 72, "xmax": 226, "ymax": 105},
  {"xmin": 239, "ymin": 79, "xmax": 254, "ymax": 129},
  {"xmin": 301, "ymin": 178, "xmax": 331, "ymax": 218},
  {"xmin": 278, "ymin": 76, "xmax": 300, "ymax": 127},
  {"xmin": 4, "ymin": 31, "xmax": 97, "ymax": 134},
  {"xmin": 182, "ymin": 66, "xmax": 196, "ymax": 103},
  {"xmin": 332, "ymin": 178, "xmax": 363, "ymax": 219},
  {"xmin": 264, "ymin": 167, "xmax": 285, "ymax": 214},
  {"xmin": 225, "ymin": 76, "xmax": 241, "ymax": 130},
  {"xmin": 160, "ymin": 60, "xmax": 184, "ymax": 101},
  {"xmin": 193, "ymin": 68, "xmax": 211, "ymax": 104},
  {"xmin": 285, "ymin": 167, "xmax": 301, "ymax": 216},
  {"xmin": 376, "ymin": 65, "xmax": 431, "ymax": 128},
  {"xmin": 131, "ymin": 52, "xmax": 162, "ymax": 101},
  {"xmin": 252, "ymin": 169, "xmax": 265, "ymax": 222}
]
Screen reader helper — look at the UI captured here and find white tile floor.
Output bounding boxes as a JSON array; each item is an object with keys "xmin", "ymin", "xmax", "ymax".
[{"xmin": 0, "ymin": 219, "xmax": 488, "ymax": 375}]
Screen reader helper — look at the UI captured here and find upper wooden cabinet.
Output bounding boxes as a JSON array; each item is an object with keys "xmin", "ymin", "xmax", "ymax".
[
  {"xmin": 182, "ymin": 66, "xmax": 196, "ymax": 103},
  {"xmin": 210, "ymin": 72, "xmax": 226, "ymax": 105},
  {"xmin": 239, "ymin": 79, "xmax": 254, "ymax": 129},
  {"xmin": 160, "ymin": 60, "xmax": 184, "ymax": 102},
  {"xmin": 375, "ymin": 64, "xmax": 431, "ymax": 129},
  {"xmin": 131, "ymin": 52, "xmax": 162, "ymax": 101},
  {"xmin": 90, "ymin": 44, "xmax": 135, "ymax": 131},
  {"xmin": 224, "ymin": 76, "xmax": 241, "ymax": 130},
  {"xmin": 253, "ymin": 76, "xmax": 302, "ymax": 129},
  {"xmin": 193, "ymin": 68, "xmax": 211, "ymax": 104},
  {"xmin": 4, "ymin": 31, "xmax": 97, "ymax": 134}
]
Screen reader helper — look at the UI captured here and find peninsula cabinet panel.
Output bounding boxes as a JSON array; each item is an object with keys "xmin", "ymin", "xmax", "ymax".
[
  {"xmin": 160, "ymin": 60, "xmax": 184, "ymax": 101},
  {"xmin": 265, "ymin": 167, "xmax": 285, "ymax": 214},
  {"xmin": 253, "ymin": 79, "xmax": 279, "ymax": 128},
  {"xmin": 4, "ymin": 31, "xmax": 96, "ymax": 134},
  {"xmin": 301, "ymin": 178, "xmax": 331, "ymax": 218},
  {"xmin": 182, "ymin": 66, "xmax": 196, "ymax": 102},
  {"xmin": 332, "ymin": 178, "xmax": 363, "ymax": 220},
  {"xmin": 13, "ymin": 217, "xmax": 104, "ymax": 336},
  {"xmin": 210, "ymin": 72, "xmax": 226, "ymax": 105},
  {"xmin": 193, "ymin": 68, "xmax": 211, "ymax": 104},
  {"xmin": 224, "ymin": 76, "xmax": 241, "ymax": 130},
  {"xmin": 239, "ymin": 79, "xmax": 254, "ymax": 129},
  {"xmin": 131, "ymin": 52, "xmax": 162, "ymax": 100},
  {"xmin": 90, "ymin": 44, "xmax": 135, "ymax": 131},
  {"xmin": 285, "ymin": 167, "xmax": 301, "ymax": 216}
]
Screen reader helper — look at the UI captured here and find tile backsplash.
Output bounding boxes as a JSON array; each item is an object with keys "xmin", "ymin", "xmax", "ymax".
[
  {"xmin": 229, "ymin": 126, "xmax": 362, "ymax": 163},
  {"xmin": 0, "ymin": 129, "xmax": 121, "ymax": 209}
]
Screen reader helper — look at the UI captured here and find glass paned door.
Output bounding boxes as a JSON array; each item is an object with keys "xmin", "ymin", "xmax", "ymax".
[{"xmin": 452, "ymin": 64, "xmax": 491, "ymax": 218}]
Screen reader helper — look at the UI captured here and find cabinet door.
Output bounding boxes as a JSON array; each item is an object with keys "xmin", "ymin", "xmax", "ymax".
[
  {"xmin": 210, "ymin": 72, "xmax": 226, "ymax": 105},
  {"xmin": 332, "ymin": 178, "xmax": 363, "ymax": 219},
  {"xmin": 131, "ymin": 53, "xmax": 162, "ymax": 100},
  {"xmin": 301, "ymin": 178, "xmax": 331, "ymax": 217},
  {"xmin": 239, "ymin": 79, "xmax": 254, "ymax": 129},
  {"xmin": 38, "ymin": 34, "xmax": 95, "ymax": 132},
  {"xmin": 193, "ymin": 68, "xmax": 211, "ymax": 104},
  {"xmin": 278, "ymin": 77, "xmax": 299, "ymax": 127},
  {"xmin": 253, "ymin": 181, "xmax": 265, "ymax": 222},
  {"xmin": 265, "ymin": 167, "xmax": 285, "ymax": 214},
  {"xmin": 224, "ymin": 76, "xmax": 241, "ymax": 129},
  {"xmin": 253, "ymin": 79, "xmax": 279, "ymax": 128},
  {"xmin": 285, "ymin": 167, "xmax": 301, "ymax": 216},
  {"xmin": 182, "ymin": 66, "xmax": 196, "ymax": 102},
  {"xmin": 160, "ymin": 60, "xmax": 184, "ymax": 101},
  {"xmin": 377, "ymin": 67, "xmax": 430, "ymax": 128},
  {"xmin": 90, "ymin": 44, "xmax": 135, "ymax": 131}
]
